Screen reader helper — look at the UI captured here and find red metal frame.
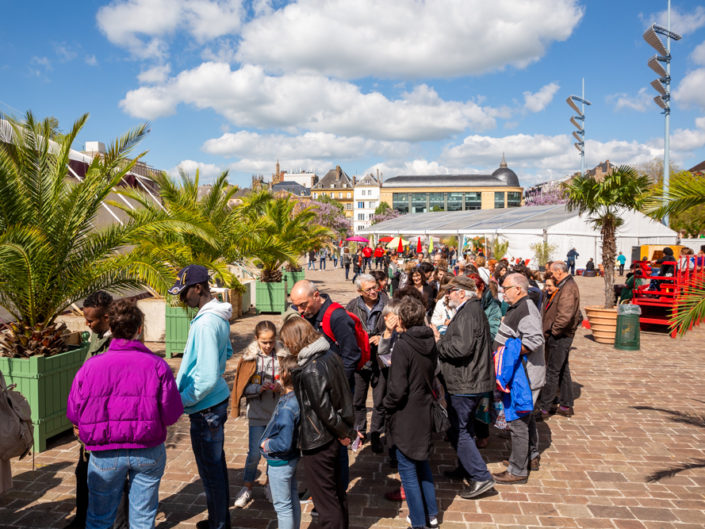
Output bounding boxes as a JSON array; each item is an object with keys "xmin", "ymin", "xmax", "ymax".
[{"xmin": 631, "ymin": 258, "xmax": 705, "ymax": 337}]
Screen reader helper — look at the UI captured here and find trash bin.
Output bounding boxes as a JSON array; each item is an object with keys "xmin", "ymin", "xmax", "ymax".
[{"xmin": 615, "ymin": 304, "xmax": 641, "ymax": 350}]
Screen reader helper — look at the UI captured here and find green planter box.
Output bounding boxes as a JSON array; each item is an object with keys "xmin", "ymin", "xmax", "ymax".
[
  {"xmin": 283, "ymin": 270, "xmax": 306, "ymax": 293},
  {"xmin": 165, "ymin": 305, "xmax": 197, "ymax": 358},
  {"xmin": 0, "ymin": 344, "xmax": 88, "ymax": 453},
  {"xmin": 256, "ymin": 281, "xmax": 287, "ymax": 314}
]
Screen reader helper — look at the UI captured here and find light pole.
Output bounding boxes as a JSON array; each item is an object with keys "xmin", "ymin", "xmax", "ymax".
[
  {"xmin": 567, "ymin": 78, "xmax": 592, "ymax": 176},
  {"xmin": 644, "ymin": 0, "xmax": 681, "ymax": 226}
]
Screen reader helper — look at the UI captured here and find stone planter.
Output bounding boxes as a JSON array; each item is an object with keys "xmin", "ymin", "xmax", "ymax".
[
  {"xmin": 0, "ymin": 344, "xmax": 89, "ymax": 453},
  {"xmin": 165, "ymin": 305, "xmax": 197, "ymax": 358},
  {"xmin": 255, "ymin": 280, "xmax": 287, "ymax": 314},
  {"xmin": 584, "ymin": 306, "xmax": 618, "ymax": 345}
]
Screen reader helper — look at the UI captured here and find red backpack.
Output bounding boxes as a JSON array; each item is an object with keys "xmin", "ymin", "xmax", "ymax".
[{"xmin": 320, "ymin": 302, "xmax": 371, "ymax": 371}]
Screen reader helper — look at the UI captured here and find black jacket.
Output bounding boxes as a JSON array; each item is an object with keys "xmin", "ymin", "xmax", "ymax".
[
  {"xmin": 306, "ymin": 294, "xmax": 361, "ymax": 379},
  {"xmin": 292, "ymin": 338, "xmax": 355, "ymax": 452},
  {"xmin": 383, "ymin": 326, "xmax": 437, "ymax": 461},
  {"xmin": 437, "ymin": 297, "xmax": 494, "ymax": 395},
  {"xmin": 345, "ymin": 295, "xmax": 387, "ymax": 337}
]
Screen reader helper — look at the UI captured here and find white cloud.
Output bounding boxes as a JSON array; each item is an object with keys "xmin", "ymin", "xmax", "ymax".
[
  {"xmin": 29, "ymin": 56, "xmax": 51, "ymax": 77},
  {"xmin": 120, "ymin": 63, "xmax": 500, "ymax": 141},
  {"xmin": 691, "ymin": 40, "xmax": 705, "ymax": 66},
  {"xmin": 673, "ymin": 68, "xmax": 705, "ymax": 110},
  {"xmin": 202, "ymin": 131, "xmax": 409, "ymax": 160},
  {"xmin": 96, "ymin": 0, "xmax": 244, "ymax": 59},
  {"xmin": 364, "ymin": 160, "xmax": 467, "ymax": 179},
  {"xmin": 168, "ymin": 159, "xmax": 224, "ymax": 182},
  {"xmin": 85, "ymin": 55, "xmax": 98, "ymax": 66},
  {"xmin": 138, "ymin": 64, "xmax": 171, "ymax": 84},
  {"xmin": 54, "ymin": 43, "xmax": 77, "ymax": 62},
  {"xmin": 607, "ymin": 87, "xmax": 652, "ymax": 112},
  {"xmin": 642, "ymin": 6, "xmax": 705, "ymax": 35},
  {"xmin": 523, "ymin": 82, "xmax": 560, "ymax": 113},
  {"xmin": 237, "ymin": 0, "xmax": 583, "ymax": 79},
  {"xmin": 671, "ymin": 116, "xmax": 705, "ymax": 153}
]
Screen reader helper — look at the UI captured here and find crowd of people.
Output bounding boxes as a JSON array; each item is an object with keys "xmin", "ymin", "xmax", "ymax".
[{"xmin": 63, "ymin": 246, "xmax": 586, "ymax": 529}]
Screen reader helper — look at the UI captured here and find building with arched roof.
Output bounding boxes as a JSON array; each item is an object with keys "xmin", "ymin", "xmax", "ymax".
[{"xmin": 379, "ymin": 156, "xmax": 523, "ymax": 214}]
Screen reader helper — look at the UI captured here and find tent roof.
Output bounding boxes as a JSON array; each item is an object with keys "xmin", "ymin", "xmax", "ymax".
[
  {"xmin": 361, "ymin": 204, "xmax": 677, "ymax": 238},
  {"xmin": 362, "ymin": 204, "xmax": 577, "ymax": 234}
]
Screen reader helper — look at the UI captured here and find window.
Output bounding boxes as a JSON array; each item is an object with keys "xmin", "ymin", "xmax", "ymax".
[
  {"xmin": 494, "ymin": 191, "xmax": 505, "ymax": 209},
  {"xmin": 465, "ymin": 192, "xmax": 481, "ymax": 210},
  {"xmin": 345, "ymin": 203, "xmax": 352, "ymax": 210},
  {"xmin": 358, "ymin": 201, "xmax": 364, "ymax": 208},
  {"xmin": 507, "ymin": 191, "xmax": 521, "ymax": 207},
  {"xmin": 347, "ymin": 192, "xmax": 352, "ymax": 198},
  {"xmin": 358, "ymin": 213, "xmax": 365, "ymax": 220},
  {"xmin": 446, "ymin": 192, "xmax": 463, "ymax": 211},
  {"xmin": 313, "ymin": 193, "xmax": 318, "ymax": 199},
  {"xmin": 339, "ymin": 192, "xmax": 343, "ymax": 199},
  {"xmin": 429, "ymin": 192, "xmax": 444, "ymax": 212},
  {"xmin": 393, "ymin": 193, "xmax": 409, "ymax": 214},
  {"xmin": 412, "ymin": 192, "xmax": 428, "ymax": 214}
]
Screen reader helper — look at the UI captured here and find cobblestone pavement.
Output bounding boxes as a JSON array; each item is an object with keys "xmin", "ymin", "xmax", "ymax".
[{"xmin": 2, "ymin": 268, "xmax": 705, "ymax": 529}]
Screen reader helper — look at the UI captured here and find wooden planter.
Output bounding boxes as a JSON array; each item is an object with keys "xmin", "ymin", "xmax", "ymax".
[
  {"xmin": 165, "ymin": 305, "xmax": 197, "ymax": 358},
  {"xmin": 283, "ymin": 270, "xmax": 306, "ymax": 293},
  {"xmin": 0, "ymin": 344, "xmax": 89, "ymax": 453},
  {"xmin": 256, "ymin": 280, "xmax": 287, "ymax": 314},
  {"xmin": 585, "ymin": 306, "xmax": 618, "ymax": 344}
]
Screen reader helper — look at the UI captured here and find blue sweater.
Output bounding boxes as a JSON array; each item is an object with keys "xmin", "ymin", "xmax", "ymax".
[{"xmin": 176, "ymin": 299, "xmax": 233, "ymax": 414}]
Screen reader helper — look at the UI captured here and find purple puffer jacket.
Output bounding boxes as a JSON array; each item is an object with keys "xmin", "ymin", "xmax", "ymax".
[{"xmin": 67, "ymin": 338, "xmax": 184, "ymax": 451}]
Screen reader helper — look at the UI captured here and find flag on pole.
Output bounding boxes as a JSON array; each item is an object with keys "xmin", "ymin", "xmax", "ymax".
[
  {"xmin": 428, "ymin": 236, "xmax": 434, "ymax": 254},
  {"xmin": 416, "ymin": 237, "xmax": 422, "ymax": 254},
  {"xmin": 397, "ymin": 236, "xmax": 404, "ymax": 254}
]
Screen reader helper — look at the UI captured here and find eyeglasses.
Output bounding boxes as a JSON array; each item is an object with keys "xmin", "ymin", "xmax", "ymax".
[
  {"xmin": 504, "ymin": 285, "xmax": 520, "ymax": 292},
  {"xmin": 360, "ymin": 287, "xmax": 378, "ymax": 293}
]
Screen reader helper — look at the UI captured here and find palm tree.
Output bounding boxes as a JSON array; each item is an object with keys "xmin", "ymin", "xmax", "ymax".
[
  {"xmin": 563, "ymin": 165, "xmax": 651, "ymax": 309},
  {"xmin": 0, "ymin": 112, "xmax": 202, "ymax": 357},
  {"xmin": 239, "ymin": 191, "xmax": 331, "ymax": 282},
  {"xmin": 644, "ymin": 171, "xmax": 705, "ymax": 335}
]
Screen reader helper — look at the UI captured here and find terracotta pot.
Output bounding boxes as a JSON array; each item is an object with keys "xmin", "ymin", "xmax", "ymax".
[{"xmin": 584, "ymin": 305, "xmax": 618, "ymax": 344}]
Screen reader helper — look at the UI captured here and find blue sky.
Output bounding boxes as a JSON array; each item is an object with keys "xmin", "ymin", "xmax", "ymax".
[{"xmin": 2, "ymin": 0, "xmax": 704, "ymax": 187}]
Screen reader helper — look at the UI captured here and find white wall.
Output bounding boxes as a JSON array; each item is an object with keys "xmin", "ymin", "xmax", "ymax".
[{"xmin": 353, "ymin": 185, "xmax": 380, "ymax": 233}]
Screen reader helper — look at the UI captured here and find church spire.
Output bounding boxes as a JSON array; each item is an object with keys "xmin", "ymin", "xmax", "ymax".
[{"xmin": 500, "ymin": 153, "xmax": 507, "ymax": 168}]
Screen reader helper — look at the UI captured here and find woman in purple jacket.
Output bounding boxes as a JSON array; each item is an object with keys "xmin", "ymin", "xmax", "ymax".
[{"xmin": 68, "ymin": 300, "xmax": 184, "ymax": 529}]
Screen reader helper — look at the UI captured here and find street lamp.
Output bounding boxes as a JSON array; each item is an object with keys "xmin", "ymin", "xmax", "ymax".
[
  {"xmin": 644, "ymin": 0, "xmax": 681, "ymax": 225},
  {"xmin": 567, "ymin": 78, "xmax": 592, "ymax": 176}
]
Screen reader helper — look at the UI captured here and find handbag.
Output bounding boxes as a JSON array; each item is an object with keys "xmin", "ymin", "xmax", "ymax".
[
  {"xmin": 0, "ymin": 371, "xmax": 34, "ymax": 460},
  {"xmin": 424, "ymin": 375, "xmax": 451, "ymax": 434}
]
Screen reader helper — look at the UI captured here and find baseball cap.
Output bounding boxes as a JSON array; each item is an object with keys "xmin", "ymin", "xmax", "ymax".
[{"xmin": 168, "ymin": 265, "xmax": 209, "ymax": 296}]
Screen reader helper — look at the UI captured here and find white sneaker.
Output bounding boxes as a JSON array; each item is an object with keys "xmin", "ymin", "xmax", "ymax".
[
  {"xmin": 234, "ymin": 487, "xmax": 252, "ymax": 508},
  {"xmin": 406, "ymin": 516, "xmax": 439, "ymax": 529},
  {"xmin": 264, "ymin": 483, "xmax": 273, "ymax": 503}
]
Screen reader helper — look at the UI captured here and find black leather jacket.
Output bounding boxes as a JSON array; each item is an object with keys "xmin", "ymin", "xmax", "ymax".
[{"xmin": 292, "ymin": 338, "xmax": 354, "ymax": 451}]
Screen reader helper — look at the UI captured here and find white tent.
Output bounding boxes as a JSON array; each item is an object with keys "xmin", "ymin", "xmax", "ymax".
[{"xmin": 360, "ymin": 204, "xmax": 677, "ymax": 269}]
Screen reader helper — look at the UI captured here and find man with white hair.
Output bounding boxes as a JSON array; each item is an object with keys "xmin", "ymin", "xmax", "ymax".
[
  {"xmin": 345, "ymin": 274, "xmax": 388, "ymax": 452},
  {"xmin": 436, "ymin": 275, "xmax": 496, "ymax": 500},
  {"xmin": 492, "ymin": 273, "xmax": 545, "ymax": 484}
]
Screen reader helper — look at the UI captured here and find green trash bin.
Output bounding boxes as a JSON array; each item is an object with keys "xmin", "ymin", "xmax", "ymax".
[{"xmin": 614, "ymin": 304, "xmax": 641, "ymax": 350}]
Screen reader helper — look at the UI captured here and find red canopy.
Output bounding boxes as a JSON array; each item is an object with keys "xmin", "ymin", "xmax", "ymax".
[
  {"xmin": 416, "ymin": 237, "xmax": 422, "ymax": 254},
  {"xmin": 397, "ymin": 236, "xmax": 404, "ymax": 253}
]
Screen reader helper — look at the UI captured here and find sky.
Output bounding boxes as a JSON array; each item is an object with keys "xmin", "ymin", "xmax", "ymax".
[{"xmin": 1, "ymin": 0, "xmax": 705, "ymax": 188}]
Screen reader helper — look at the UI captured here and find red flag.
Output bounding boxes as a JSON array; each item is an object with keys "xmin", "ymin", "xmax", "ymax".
[
  {"xmin": 397, "ymin": 236, "xmax": 404, "ymax": 253},
  {"xmin": 416, "ymin": 237, "xmax": 422, "ymax": 254}
]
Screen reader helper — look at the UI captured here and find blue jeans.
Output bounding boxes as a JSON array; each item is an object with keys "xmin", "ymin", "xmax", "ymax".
[
  {"xmin": 267, "ymin": 460, "xmax": 300, "ymax": 529},
  {"xmin": 449, "ymin": 395, "xmax": 492, "ymax": 482},
  {"xmin": 320, "ymin": 258, "xmax": 326, "ymax": 270},
  {"xmin": 189, "ymin": 399, "xmax": 231, "ymax": 529},
  {"xmin": 243, "ymin": 424, "xmax": 266, "ymax": 483},
  {"xmin": 87, "ymin": 444, "xmax": 166, "ymax": 529},
  {"xmin": 396, "ymin": 448, "xmax": 438, "ymax": 529}
]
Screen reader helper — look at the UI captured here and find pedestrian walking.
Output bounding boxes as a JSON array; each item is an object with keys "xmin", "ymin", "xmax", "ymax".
[
  {"xmin": 566, "ymin": 248, "xmax": 579, "ymax": 276},
  {"xmin": 171, "ymin": 265, "xmax": 234, "ymax": 529},
  {"xmin": 342, "ymin": 249, "xmax": 352, "ymax": 280},
  {"xmin": 617, "ymin": 252, "xmax": 626, "ymax": 276},
  {"xmin": 308, "ymin": 250, "xmax": 316, "ymax": 270}
]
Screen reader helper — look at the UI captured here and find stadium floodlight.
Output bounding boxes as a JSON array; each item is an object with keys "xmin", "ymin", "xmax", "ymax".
[
  {"xmin": 644, "ymin": 1, "xmax": 682, "ymax": 226},
  {"xmin": 648, "ymin": 55, "xmax": 667, "ymax": 78},
  {"xmin": 650, "ymin": 79, "xmax": 667, "ymax": 97},
  {"xmin": 653, "ymin": 96, "xmax": 668, "ymax": 111},
  {"xmin": 567, "ymin": 79, "xmax": 591, "ymax": 176}
]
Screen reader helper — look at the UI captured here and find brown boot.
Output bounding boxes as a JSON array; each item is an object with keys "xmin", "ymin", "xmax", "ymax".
[{"xmin": 492, "ymin": 470, "xmax": 528, "ymax": 484}]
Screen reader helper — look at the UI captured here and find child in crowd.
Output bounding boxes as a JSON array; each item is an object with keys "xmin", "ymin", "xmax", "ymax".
[
  {"xmin": 260, "ymin": 355, "xmax": 301, "ymax": 529},
  {"xmin": 229, "ymin": 321, "xmax": 289, "ymax": 507}
]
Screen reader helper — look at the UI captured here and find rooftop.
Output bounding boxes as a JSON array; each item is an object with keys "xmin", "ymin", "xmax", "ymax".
[
  {"xmin": 313, "ymin": 165, "xmax": 353, "ymax": 189},
  {"xmin": 384, "ymin": 157, "xmax": 520, "ymax": 188}
]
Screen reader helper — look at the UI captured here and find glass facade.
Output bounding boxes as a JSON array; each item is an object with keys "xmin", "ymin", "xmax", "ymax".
[
  {"xmin": 494, "ymin": 191, "xmax": 505, "ymax": 209},
  {"xmin": 393, "ymin": 192, "xmax": 410, "ymax": 214},
  {"xmin": 412, "ymin": 193, "xmax": 428, "ymax": 214},
  {"xmin": 507, "ymin": 191, "xmax": 521, "ymax": 207},
  {"xmin": 447, "ymin": 192, "xmax": 463, "ymax": 211},
  {"xmin": 429, "ymin": 192, "xmax": 444, "ymax": 211},
  {"xmin": 465, "ymin": 192, "xmax": 481, "ymax": 210}
]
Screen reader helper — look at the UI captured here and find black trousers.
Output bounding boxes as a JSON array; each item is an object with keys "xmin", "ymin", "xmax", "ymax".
[
  {"xmin": 75, "ymin": 446, "xmax": 129, "ymax": 528},
  {"xmin": 537, "ymin": 334, "xmax": 575, "ymax": 410},
  {"xmin": 303, "ymin": 440, "xmax": 349, "ymax": 529},
  {"xmin": 352, "ymin": 366, "xmax": 387, "ymax": 436}
]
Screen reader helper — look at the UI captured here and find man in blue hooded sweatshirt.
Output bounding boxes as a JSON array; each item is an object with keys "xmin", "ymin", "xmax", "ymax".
[{"xmin": 171, "ymin": 265, "xmax": 233, "ymax": 529}]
